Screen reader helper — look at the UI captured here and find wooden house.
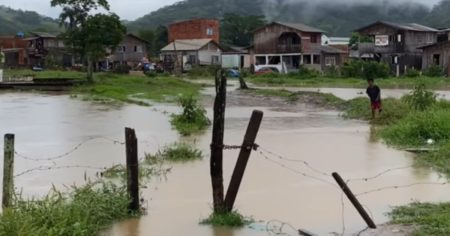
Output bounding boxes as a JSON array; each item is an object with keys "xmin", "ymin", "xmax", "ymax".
[
  {"xmin": 419, "ymin": 29, "xmax": 450, "ymax": 76},
  {"xmin": 110, "ymin": 34, "xmax": 149, "ymax": 67},
  {"xmin": 354, "ymin": 21, "xmax": 439, "ymax": 75},
  {"xmin": 160, "ymin": 39, "xmax": 222, "ymax": 71},
  {"xmin": 250, "ymin": 22, "xmax": 346, "ymax": 72},
  {"xmin": 26, "ymin": 32, "xmax": 72, "ymax": 67}
]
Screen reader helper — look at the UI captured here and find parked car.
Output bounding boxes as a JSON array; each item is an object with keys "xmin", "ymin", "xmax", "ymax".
[
  {"xmin": 255, "ymin": 67, "xmax": 279, "ymax": 76},
  {"xmin": 227, "ymin": 69, "xmax": 241, "ymax": 78}
]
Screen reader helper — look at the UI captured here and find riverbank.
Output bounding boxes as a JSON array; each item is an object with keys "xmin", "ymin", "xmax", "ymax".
[
  {"xmin": 244, "ymin": 87, "xmax": 450, "ymax": 235},
  {"xmin": 248, "ymin": 75, "xmax": 450, "ymax": 90}
]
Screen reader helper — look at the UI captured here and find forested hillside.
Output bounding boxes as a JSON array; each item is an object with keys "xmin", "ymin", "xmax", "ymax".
[{"xmin": 0, "ymin": 6, "xmax": 60, "ymax": 35}]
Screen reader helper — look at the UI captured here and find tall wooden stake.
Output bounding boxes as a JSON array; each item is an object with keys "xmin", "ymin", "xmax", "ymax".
[
  {"xmin": 332, "ymin": 172, "xmax": 377, "ymax": 229},
  {"xmin": 125, "ymin": 128, "xmax": 139, "ymax": 212},
  {"xmin": 2, "ymin": 134, "xmax": 14, "ymax": 209},
  {"xmin": 224, "ymin": 110, "xmax": 263, "ymax": 212},
  {"xmin": 210, "ymin": 69, "xmax": 227, "ymax": 213}
]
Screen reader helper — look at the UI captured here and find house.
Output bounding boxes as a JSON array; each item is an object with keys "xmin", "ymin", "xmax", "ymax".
[
  {"xmin": 0, "ymin": 36, "xmax": 28, "ymax": 67},
  {"xmin": 109, "ymin": 34, "xmax": 149, "ymax": 68},
  {"xmin": 419, "ymin": 29, "xmax": 450, "ymax": 76},
  {"xmin": 160, "ymin": 39, "xmax": 222, "ymax": 71},
  {"xmin": 168, "ymin": 19, "xmax": 219, "ymax": 43},
  {"xmin": 26, "ymin": 32, "xmax": 72, "ymax": 67},
  {"xmin": 221, "ymin": 46, "xmax": 251, "ymax": 69},
  {"xmin": 250, "ymin": 22, "xmax": 346, "ymax": 72},
  {"xmin": 353, "ymin": 21, "xmax": 439, "ymax": 75}
]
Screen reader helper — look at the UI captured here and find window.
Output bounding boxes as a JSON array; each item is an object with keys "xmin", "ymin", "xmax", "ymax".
[
  {"xmin": 134, "ymin": 45, "xmax": 143, "ymax": 53},
  {"xmin": 433, "ymin": 54, "xmax": 440, "ymax": 65},
  {"xmin": 188, "ymin": 55, "xmax": 196, "ymax": 64},
  {"xmin": 311, "ymin": 35, "xmax": 317, "ymax": 43},
  {"xmin": 325, "ymin": 56, "xmax": 336, "ymax": 66},
  {"xmin": 117, "ymin": 45, "xmax": 126, "ymax": 52},
  {"xmin": 392, "ymin": 55, "xmax": 399, "ymax": 64},
  {"xmin": 206, "ymin": 28, "xmax": 214, "ymax": 36},
  {"xmin": 211, "ymin": 55, "xmax": 219, "ymax": 64},
  {"xmin": 313, "ymin": 55, "xmax": 321, "ymax": 64},
  {"xmin": 397, "ymin": 34, "xmax": 402, "ymax": 43},
  {"xmin": 303, "ymin": 55, "xmax": 312, "ymax": 64},
  {"xmin": 256, "ymin": 56, "xmax": 266, "ymax": 65}
]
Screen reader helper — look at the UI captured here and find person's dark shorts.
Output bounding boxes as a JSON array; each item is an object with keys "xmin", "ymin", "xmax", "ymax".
[{"xmin": 371, "ymin": 101, "xmax": 382, "ymax": 110}]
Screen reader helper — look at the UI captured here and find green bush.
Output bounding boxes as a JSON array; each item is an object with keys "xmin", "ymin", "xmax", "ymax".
[
  {"xmin": 380, "ymin": 109, "xmax": 450, "ymax": 147},
  {"xmin": 188, "ymin": 65, "xmax": 220, "ymax": 77},
  {"xmin": 200, "ymin": 211, "xmax": 252, "ymax": 227},
  {"xmin": 424, "ymin": 64, "xmax": 443, "ymax": 77},
  {"xmin": 152, "ymin": 143, "xmax": 203, "ymax": 161},
  {"xmin": 170, "ymin": 95, "xmax": 210, "ymax": 136},
  {"xmin": 0, "ymin": 183, "xmax": 134, "ymax": 236},
  {"xmin": 145, "ymin": 71, "xmax": 157, "ymax": 78},
  {"xmin": 114, "ymin": 64, "xmax": 130, "ymax": 74},
  {"xmin": 405, "ymin": 67, "xmax": 421, "ymax": 77},
  {"xmin": 341, "ymin": 60, "xmax": 390, "ymax": 79},
  {"xmin": 402, "ymin": 83, "xmax": 437, "ymax": 111},
  {"xmin": 323, "ymin": 65, "xmax": 341, "ymax": 78}
]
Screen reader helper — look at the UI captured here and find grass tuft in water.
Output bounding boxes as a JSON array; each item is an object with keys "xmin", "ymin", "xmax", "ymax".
[
  {"xmin": 170, "ymin": 95, "xmax": 210, "ymax": 136},
  {"xmin": 200, "ymin": 211, "xmax": 253, "ymax": 227},
  {"xmin": 148, "ymin": 143, "xmax": 203, "ymax": 162}
]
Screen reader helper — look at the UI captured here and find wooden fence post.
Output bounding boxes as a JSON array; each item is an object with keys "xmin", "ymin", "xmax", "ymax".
[
  {"xmin": 2, "ymin": 134, "xmax": 14, "ymax": 209},
  {"xmin": 224, "ymin": 110, "xmax": 263, "ymax": 212},
  {"xmin": 125, "ymin": 128, "xmax": 139, "ymax": 212},
  {"xmin": 210, "ymin": 69, "xmax": 227, "ymax": 213},
  {"xmin": 332, "ymin": 172, "xmax": 377, "ymax": 229}
]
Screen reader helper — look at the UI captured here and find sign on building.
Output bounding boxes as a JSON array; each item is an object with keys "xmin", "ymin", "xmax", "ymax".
[{"xmin": 375, "ymin": 35, "xmax": 389, "ymax": 46}]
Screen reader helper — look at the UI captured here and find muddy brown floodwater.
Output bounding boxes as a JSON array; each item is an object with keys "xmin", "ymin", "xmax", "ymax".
[{"xmin": 1, "ymin": 86, "xmax": 450, "ymax": 236}]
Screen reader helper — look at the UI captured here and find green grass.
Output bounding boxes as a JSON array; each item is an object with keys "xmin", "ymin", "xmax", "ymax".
[
  {"xmin": 74, "ymin": 73, "xmax": 201, "ymax": 104},
  {"xmin": 0, "ymin": 182, "xmax": 135, "ymax": 236},
  {"xmin": 3, "ymin": 69, "xmax": 86, "ymax": 79},
  {"xmin": 150, "ymin": 143, "xmax": 203, "ymax": 162},
  {"xmin": 390, "ymin": 202, "xmax": 450, "ymax": 236},
  {"xmin": 249, "ymin": 76, "xmax": 450, "ymax": 89},
  {"xmin": 200, "ymin": 211, "xmax": 253, "ymax": 227}
]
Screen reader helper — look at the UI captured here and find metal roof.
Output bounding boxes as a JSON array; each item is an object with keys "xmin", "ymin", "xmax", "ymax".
[
  {"xmin": 160, "ymin": 39, "xmax": 217, "ymax": 51},
  {"xmin": 274, "ymin": 22, "xmax": 325, "ymax": 33},
  {"xmin": 31, "ymin": 32, "xmax": 58, "ymax": 38},
  {"xmin": 311, "ymin": 45, "xmax": 345, "ymax": 54},
  {"xmin": 357, "ymin": 21, "xmax": 438, "ymax": 32}
]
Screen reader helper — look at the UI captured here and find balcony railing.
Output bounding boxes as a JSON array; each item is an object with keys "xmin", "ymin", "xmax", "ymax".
[
  {"xmin": 358, "ymin": 42, "xmax": 404, "ymax": 54},
  {"xmin": 277, "ymin": 44, "xmax": 301, "ymax": 53}
]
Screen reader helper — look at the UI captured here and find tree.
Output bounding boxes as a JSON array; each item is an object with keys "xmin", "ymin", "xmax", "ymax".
[
  {"xmin": 349, "ymin": 32, "xmax": 374, "ymax": 50},
  {"xmin": 51, "ymin": 0, "xmax": 125, "ymax": 82},
  {"xmin": 51, "ymin": 0, "xmax": 110, "ymax": 28},
  {"xmin": 67, "ymin": 13, "xmax": 126, "ymax": 80},
  {"xmin": 138, "ymin": 25, "xmax": 168, "ymax": 57},
  {"xmin": 220, "ymin": 13, "xmax": 266, "ymax": 47}
]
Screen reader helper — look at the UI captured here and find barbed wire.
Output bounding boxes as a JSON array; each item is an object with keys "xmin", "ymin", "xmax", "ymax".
[
  {"xmin": 346, "ymin": 165, "xmax": 415, "ymax": 183},
  {"xmin": 355, "ymin": 181, "xmax": 450, "ymax": 197},
  {"xmin": 14, "ymin": 165, "xmax": 105, "ymax": 178},
  {"xmin": 257, "ymin": 149, "xmax": 339, "ymax": 189},
  {"xmin": 258, "ymin": 146, "xmax": 330, "ymax": 177},
  {"xmin": 14, "ymin": 136, "xmax": 125, "ymax": 162},
  {"xmin": 265, "ymin": 219, "xmax": 299, "ymax": 236}
]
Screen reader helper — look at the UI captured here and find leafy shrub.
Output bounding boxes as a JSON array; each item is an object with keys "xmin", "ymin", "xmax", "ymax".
[
  {"xmin": 405, "ymin": 67, "xmax": 420, "ymax": 77},
  {"xmin": 380, "ymin": 109, "xmax": 450, "ymax": 147},
  {"xmin": 323, "ymin": 65, "xmax": 341, "ymax": 78},
  {"xmin": 170, "ymin": 95, "xmax": 210, "ymax": 136},
  {"xmin": 200, "ymin": 211, "xmax": 253, "ymax": 227},
  {"xmin": 145, "ymin": 71, "xmax": 157, "ymax": 78},
  {"xmin": 0, "ymin": 183, "xmax": 134, "ymax": 236},
  {"xmin": 152, "ymin": 143, "xmax": 203, "ymax": 161},
  {"xmin": 293, "ymin": 65, "xmax": 320, "ymax": 79},
  {"xmin": 341, "ymin": 60, "xmax": 390, "ymax": 79},
  {"xmin": 114, "ymin": 64, "xmax": 130, "ymax": 74},
  {"xmin": 188, "ymin": 65, "xmax": 220, "ymax": 77},
  {"xmin": 424, "ymin": 64, "xmax": 443, "ymax": 77},
  {"xmin": 402, "ymin": 83, "xmax": 437, "ymax": 111}
]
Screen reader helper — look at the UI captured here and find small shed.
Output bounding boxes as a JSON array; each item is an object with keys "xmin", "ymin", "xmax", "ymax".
[
  {"xmin": 160, "ymin": 39, "xmax": 222, "ymax": 70},
  {"xmin": 221, "ymin": 46, "xmax": 251, "ymax": 69},
  {"xmin": 419, "ymin": 41, "xmax": 450, "ymax": 76}
]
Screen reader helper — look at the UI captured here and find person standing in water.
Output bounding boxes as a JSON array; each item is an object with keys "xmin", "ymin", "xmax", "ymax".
[{"xmin": 366, "ymin": 78, "xmax": 382, "ymax": 119}]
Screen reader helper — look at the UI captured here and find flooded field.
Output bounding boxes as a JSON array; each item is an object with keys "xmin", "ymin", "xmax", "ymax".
[{"xmin": 1, "ymin": 87, "xmax": 450, "ymax": 235}]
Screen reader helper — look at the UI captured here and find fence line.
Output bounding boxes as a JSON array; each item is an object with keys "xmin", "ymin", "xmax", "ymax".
[{"xmin": 14, "ymin": 165, "xmax": 106, "ymax": 178}]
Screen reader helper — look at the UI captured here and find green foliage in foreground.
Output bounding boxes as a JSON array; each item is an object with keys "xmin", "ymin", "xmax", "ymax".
[
  {"xmin": 390, "ymin": 202, "xmax": 450, "ymax": 236},
  {"xmin": 0, "ymin": 183, "xmax": 134, "ymax": 236},
  {"xmin": 170, "ymin": 95, "xmax": 210, "ymax": 136},
  {"xmin": 74, "ymin": 73, "xmax": 201, "ymax": 104},
  {"xmin": 150, "ymin": 143, "xmax": 203, "ymax": 162},
  {"xmin": 200, "ymin": 211, "xmax": 253, "ymax": 227},
  {"xmin": 418, "ymin": 142, "xmax": 450, "ymax": 176}
]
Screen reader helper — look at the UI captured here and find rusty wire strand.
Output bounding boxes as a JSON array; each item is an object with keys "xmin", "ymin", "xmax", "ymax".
[
  {"xmin": 258, "ymin": 146, "xmax": 330, "ymax": 177},
  {"xmin": 14, "ymin": 136, "xmax": 125, "ymax": 162},
  {"xmin": 14, "ymin": 165, "xmax": 106, "ymax": 178},
  {"xmin": 257, "ymin": 150, "xmax": 339, "ymax": 189},
  {"xmin": 355, "ymin": 181, "xmax": 450, "ymax": 197},
  {"xmin": 346, "ymin": 165, "xmax": 415, "ymax": 183}
]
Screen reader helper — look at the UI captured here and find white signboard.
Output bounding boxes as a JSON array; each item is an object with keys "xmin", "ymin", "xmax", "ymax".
[{"xmin": 375, "ymin": 35, "xmax": 389, "ymax": 46}]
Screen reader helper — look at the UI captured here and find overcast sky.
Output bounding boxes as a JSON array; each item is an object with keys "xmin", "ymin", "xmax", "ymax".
[{"xmin": 0, "ymin": 0, "xmax": 442, "ymax": 20}]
